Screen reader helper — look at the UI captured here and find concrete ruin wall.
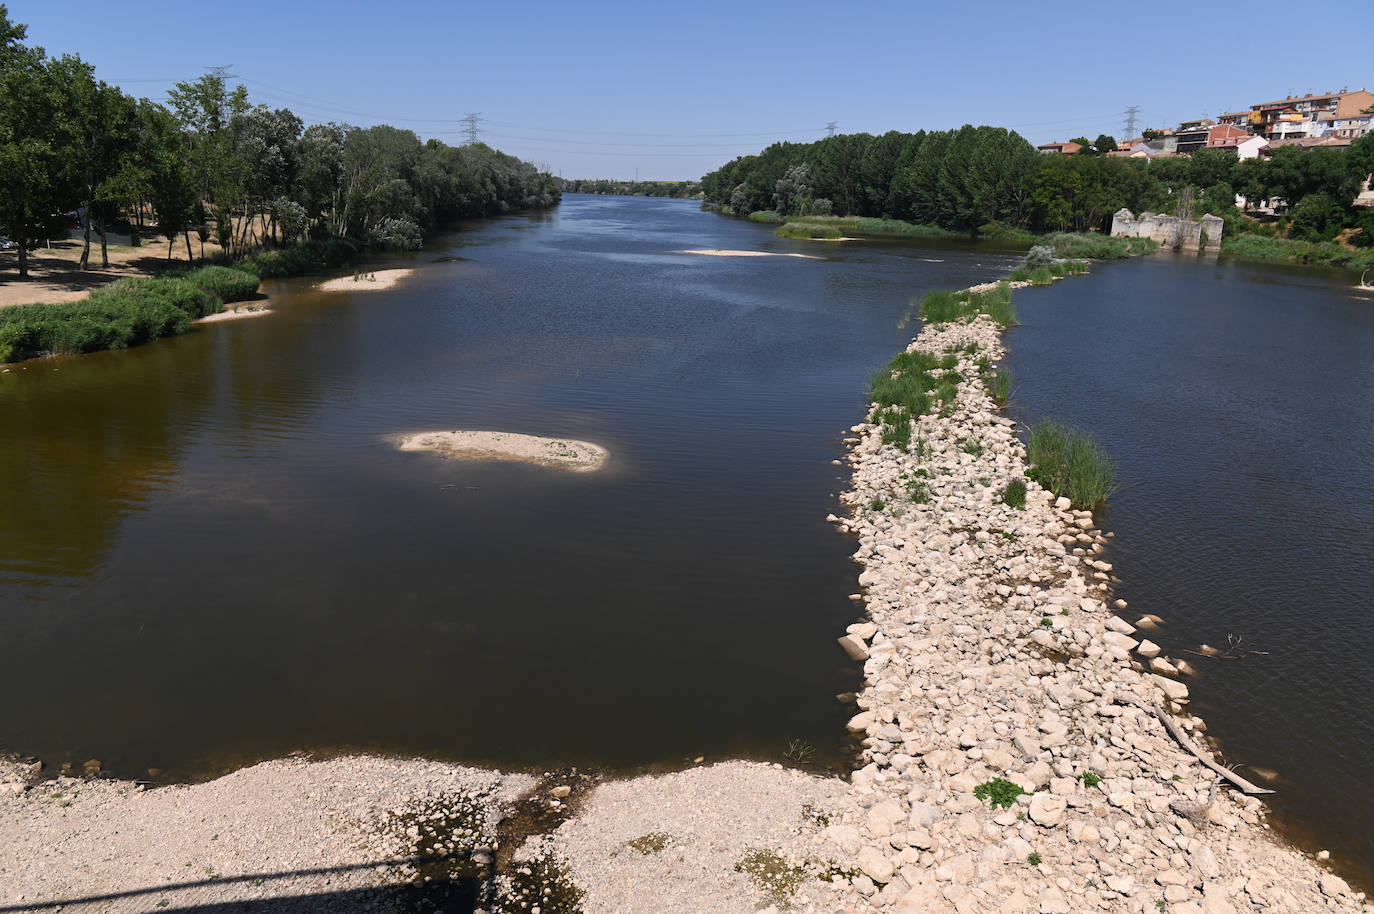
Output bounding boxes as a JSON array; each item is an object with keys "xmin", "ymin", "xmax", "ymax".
[{"xmin": 1111, "ymin": 208, "xmax": 1221, "ymax": 253}]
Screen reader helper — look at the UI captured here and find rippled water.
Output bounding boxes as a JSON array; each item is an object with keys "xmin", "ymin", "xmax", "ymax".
[
  {"xmin": 1003, "ymin": 255, "xmax": 1374, "ymax": 883},
  {"xmin": 0, "ymin": 195, "xmax": 1024, "ymax": 780}
]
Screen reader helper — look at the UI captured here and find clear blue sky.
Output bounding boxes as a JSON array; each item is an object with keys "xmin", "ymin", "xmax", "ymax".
[{"xmin": 10, "ymin": 0, "xmax": 1372, "ymax": 180}]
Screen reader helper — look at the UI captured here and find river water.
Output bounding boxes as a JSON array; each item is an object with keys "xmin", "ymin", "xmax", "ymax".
[
  {"xmin": 3, "ymin": 198, "xmax": 1370, "ymax": 883},
  {"xmin": 0, "ymin": 195, "xmax": 1022, "ymax": 780},
  {"xmin": 1003, "ymin": 255, "xmax": 1374, "ymax": 884}
]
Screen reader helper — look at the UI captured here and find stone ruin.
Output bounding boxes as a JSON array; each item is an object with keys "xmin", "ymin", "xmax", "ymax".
[{"xmin": 1111, "ymin": 208, "xmax": 1223, "ymax": 254}]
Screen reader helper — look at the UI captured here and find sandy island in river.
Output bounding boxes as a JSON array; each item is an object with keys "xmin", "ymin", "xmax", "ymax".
[
  {"xmin": 194, "ymin": 305, "xmax": 273, "ymax": 323},
  {"xmin": 674, "ymin": 249, "xmax": 821, "ymax": 259},
  {"xmin": 397, "ymin": 430, "xmax": 608, "ymax": 472},
  {"xmin": 316, "ymin": 268, "xmax": 415, "ymax": 292}
]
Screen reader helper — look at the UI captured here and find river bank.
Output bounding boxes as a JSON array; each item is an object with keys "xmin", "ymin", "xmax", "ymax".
[{"xmin": 822, "ymin": 279, "xmax": 1369, "ymax": 911}]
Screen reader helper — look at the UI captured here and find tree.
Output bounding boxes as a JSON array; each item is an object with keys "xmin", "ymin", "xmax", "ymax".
[
  {"xmin": 62, "ymin": 61, "xmax": 137, "ymax": 268},
  {"xmin": 1094, "ymin": 134, "xmax": 1119, "ymax": 154},
  {"xmin": 0, "ymin": 8, "xmax": 73, "ymax": 278},
  {"xmin": 773, "ymin": 163, "xmax": 811, "ymax": 216}
]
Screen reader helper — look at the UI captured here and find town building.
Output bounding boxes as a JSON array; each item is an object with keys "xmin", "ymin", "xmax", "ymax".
[
  {"xmin": 1036, "ymin": 141, "xmax": 1083, "ymax": 156},
  {"xmin": 1247, "ymin": 89, "xmax": 1374, "ymax": 140}
]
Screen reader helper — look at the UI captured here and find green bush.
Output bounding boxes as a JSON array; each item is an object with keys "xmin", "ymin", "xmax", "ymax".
[
  {"xmin": 775, "ymin": 222, "xmax": 842, "ymax": 240},
  {"xmin": 86, "ymin": 277, "xmax": 220, "ymax": 319},
  {"xmin": 0, "ymin": 296, "xmax": 191, "ymax": 362},
  {"xmin": 876, "ymin": 405, "xmax": 912, "ymax": 451},
  {"xmin": 747, "ymin": 210, "xmax": 785, "ymax": 223},
  {"xmin": 1000, "ymin": 478, "xmax": 1027, "ymax": 509},
  {"xmin": 182, "ymin": 265, "xmax": 260, "ymax": 303},
  {"xmin": 1007, "ymin": 266, "xmax": 1032, "ymax": 282},
  {"xmin": 1027, "ymin": 420, "xmax": 1116, "ymax": 509},
  {"xmin": 240, "ymin": 236, "xmax": 362, "ymax": 279},
  {"xmin": 1028, "ymin": 266, "xmax": 1055, "ymax": 286}
]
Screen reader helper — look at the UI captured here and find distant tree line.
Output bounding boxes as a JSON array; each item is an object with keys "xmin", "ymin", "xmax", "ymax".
[
  {"xmin": 557, "ymin": 179, "xmax": 703, "ymax": 198},
  {"xmin": 0, "ymin": 5, "xmax": 559, "ymax": 278},
  {"xmin": 702, "ymin": 128, "xmax": 1374, "ymax": 245}
]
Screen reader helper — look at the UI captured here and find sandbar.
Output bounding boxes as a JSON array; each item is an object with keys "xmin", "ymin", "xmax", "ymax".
[
  {"xmin": 673, "ymin": 249, "xmax": 821, "ymax": 259},
  {"xmin": 316, "ymin": 268, "xmax": 415, "ymax": 292},
  {"xmin": 397, "ymin": 430, "xmax": 608, "ymax": 472},
  {"xmin": 194, "ymin": 305, "xmax": 272, "ymax": 323}
]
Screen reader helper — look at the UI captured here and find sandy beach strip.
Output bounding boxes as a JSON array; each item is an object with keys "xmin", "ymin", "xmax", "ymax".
[
  {"xmin": 673, "ymin": 249, "xmax": 821, "ymax": 259},
  {"xmin": 194, "ymin": 305, "xmax": 273, "ymax": 323}
]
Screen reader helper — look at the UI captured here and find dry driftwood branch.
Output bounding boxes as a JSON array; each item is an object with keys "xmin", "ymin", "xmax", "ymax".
[{"xmin": 1114, "ymin": 693, "xmax": 1275, "ymax": 795}]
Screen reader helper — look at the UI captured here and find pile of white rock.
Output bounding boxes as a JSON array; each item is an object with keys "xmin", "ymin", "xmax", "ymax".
[{"xmin": 821, "ymin": 311, "xmax": 1370, "ymax": 913}]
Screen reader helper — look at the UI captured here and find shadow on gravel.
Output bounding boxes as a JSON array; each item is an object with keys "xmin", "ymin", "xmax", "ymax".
[{"xmin": 0, "ymin": 858, "xmax": 479, "ymax": 914}]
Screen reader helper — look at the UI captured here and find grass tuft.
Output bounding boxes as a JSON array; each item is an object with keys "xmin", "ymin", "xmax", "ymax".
[
  {"xmin": 1000, "ymin": 478, "xmax": 1027, "ymax": 509},
  {"xmin": 1026, "ymin": 420, "xmax": 1116, "ymax": 509}
]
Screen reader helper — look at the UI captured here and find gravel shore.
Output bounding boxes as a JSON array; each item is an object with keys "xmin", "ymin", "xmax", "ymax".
[{"xmin": 817, "ymin": 295, "xmax": 1370, "ymax": 912}]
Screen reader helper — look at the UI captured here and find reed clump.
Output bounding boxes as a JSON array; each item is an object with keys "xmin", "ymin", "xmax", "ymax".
[
  {"xmin": 1026, "ymin": 420, "xmax": 1116, "ymax": 509},
  {"xmin": 775, "ymin": 222, "xmax": 842, "ymax": 240}
]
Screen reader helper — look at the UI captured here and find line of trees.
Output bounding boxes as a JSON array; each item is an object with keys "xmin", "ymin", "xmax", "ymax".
[
  {"xmin": 0, "ymin": 6, "xmax": 559, "ymax": 279},
  {"xmin": 557, "ymin": 179, "xmax": 703, "ymax": 198},
  {"xmin": 702, "ymin": 128, "xmax": 1374, "ymax": 243}
]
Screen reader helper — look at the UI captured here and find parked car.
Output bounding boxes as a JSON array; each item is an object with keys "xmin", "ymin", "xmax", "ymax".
[{"xmin": 0, "ymin": 237, "xmax": 16, "ymax": 250}]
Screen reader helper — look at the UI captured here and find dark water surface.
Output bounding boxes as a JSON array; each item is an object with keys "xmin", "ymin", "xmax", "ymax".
[
  {"xmin": 0, "ymin": 195, "xmax": 1023, "ymax": 780},
  {"xmin": 1003, "ymin": 255, "xmax": 1374, "ymax": 883}
]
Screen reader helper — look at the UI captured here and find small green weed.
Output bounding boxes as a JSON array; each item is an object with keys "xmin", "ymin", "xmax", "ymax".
[
  {"xmin": 628, "ymin": 832, "xmax": 672, "ymax": 855},
  {"xmin": 784, "ymin": 739, "xmax": 815, "ymax": 765},
  {"xmin": 1027, "ymin": 851, "xmax": 1042, "ymax": 866},
  {"xmin": 1000, "ymin": 479, "xmax": 1027, "ymax": 509},
  {"xmin": 735, "ymin": 849, "xmax": 808, "ymax": 908},
  {"xmin": 962, "ymin": 439, "xmax": 984, "ymax": 457},
  {"xmin": 973, "ymin": 777, "xmax": 1026, "ymax": 809},
  {"xmin": 1077, "ymin": 771, "xmax": 1102, "ymax": 788}
]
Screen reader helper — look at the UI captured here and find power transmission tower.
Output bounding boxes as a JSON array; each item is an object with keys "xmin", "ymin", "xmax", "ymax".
[
  {"xmin": 205, "ymin": 65, "xmax": 237, "ymax": 81},
  {"xmin": 1123, "ymin": 105, "xmax": 1141, "ymax": 138},
  {"xmin": 825, "ymin": 121, "xmax": 838, "ymax": 137},
  {"xmin": 461, "ymin": 112, "xmax": 483, "ymax": 145}
]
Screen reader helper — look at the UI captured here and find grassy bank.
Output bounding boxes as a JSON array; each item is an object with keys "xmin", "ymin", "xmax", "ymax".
[
  {"xmin": 0, "ymin": 269, "xmax": 252, "ymax": 363},
  {"xmin": 1221, "ymin": 234, "xmax": 1374, "ymax": 271},
  {"xmin": 0, "ymin": 237, "xmax": 368, "ymax": 365}
]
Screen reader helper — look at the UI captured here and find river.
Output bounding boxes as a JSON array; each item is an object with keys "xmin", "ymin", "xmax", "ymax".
[
  {"xmin": 2, "ymin": 196, "xmax": 1369, "ymax": 883},
  {"xmin": 0, "ymin": 195, "xmax": 1021, "ymax": 780}
]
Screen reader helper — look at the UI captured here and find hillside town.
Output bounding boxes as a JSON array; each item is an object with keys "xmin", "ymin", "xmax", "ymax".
[{"xmin": 1039, "ymin": 87, "xmax": 1372, "ymax": 159}]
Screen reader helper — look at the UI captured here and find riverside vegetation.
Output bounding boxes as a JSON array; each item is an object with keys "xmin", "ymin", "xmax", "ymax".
[
  {"xmin": 702, "ymin": 126, "xmax": 1374, "ymax": 270},
  {"xmin": 0, "ymin": 6, "xmax": 559, "ymax": 362}
]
